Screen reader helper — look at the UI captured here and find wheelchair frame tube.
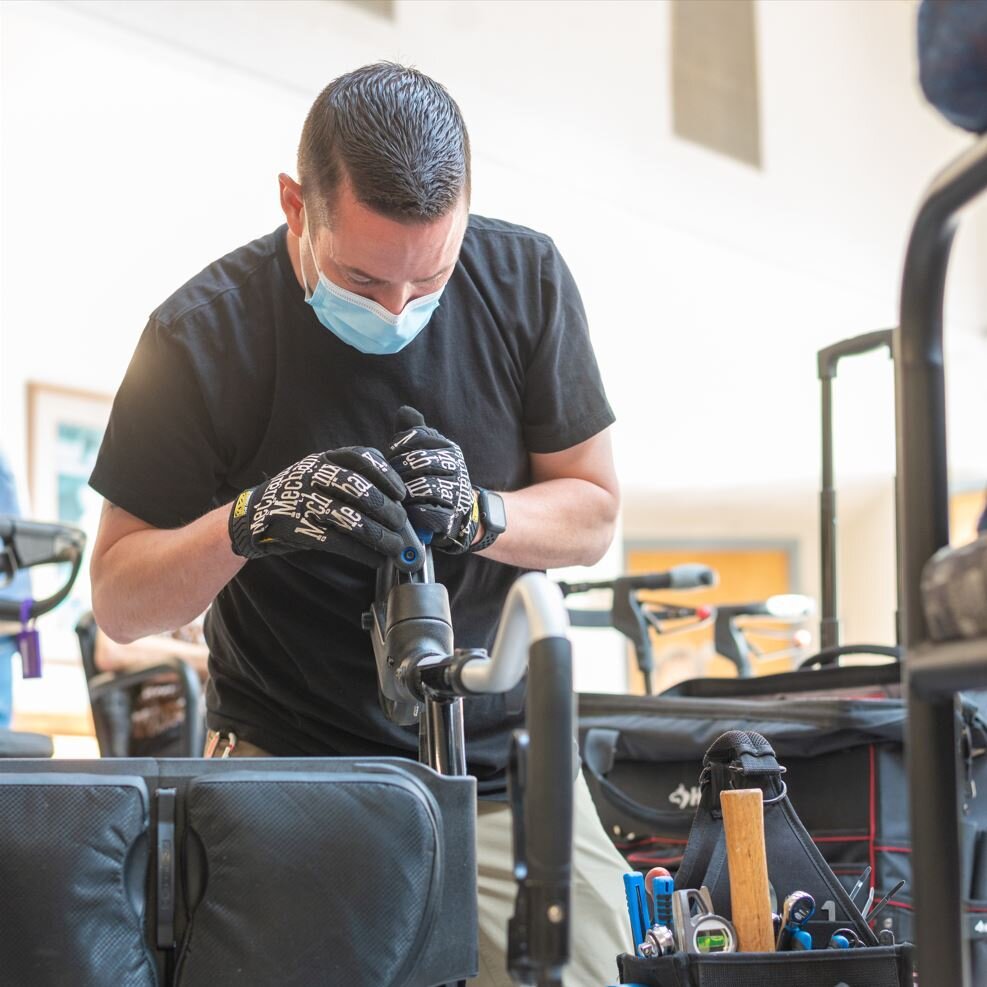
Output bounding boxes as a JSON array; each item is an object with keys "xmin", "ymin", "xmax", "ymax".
[
  {"xmin": 896, "ymin": 133, "xmax": 987, "ymax": 987},
  {"xmin": 459, "ymin": 573, "xmax": 569, "ymax": 695}
]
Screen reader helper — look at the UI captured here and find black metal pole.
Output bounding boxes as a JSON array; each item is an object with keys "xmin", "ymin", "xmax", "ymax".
[
  {"xmin": 896, "ymin": 134, "xmax": 987, "ymax": 987},
  {"xmin": 820, "ymin": 374, "xmax": 838, "ymax": 650},
  {"xmin": 508, "ymin": 635, "xmax": 573, "ymax": 986},
  {"xmin": 526, "ymin": 636, "xmax": 573, "ymax": 965},
  {"xmin": 422, "ymin": 696, "xmax": 467, "ymax": 776}
]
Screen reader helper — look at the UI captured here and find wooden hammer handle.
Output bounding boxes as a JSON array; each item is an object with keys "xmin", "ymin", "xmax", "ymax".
[{"xmin": 721, "ymin": 788, "xmax": 775, "ymax": 952}]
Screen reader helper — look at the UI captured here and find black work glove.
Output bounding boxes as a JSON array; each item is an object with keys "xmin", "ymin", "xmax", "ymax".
[
  {"xmin": 387, "ymin": 407, "xmax": 479, "ymax": 554},
  {"xmin": 229, "ymin": 448, "xmax": 412, "ymax": 567}
]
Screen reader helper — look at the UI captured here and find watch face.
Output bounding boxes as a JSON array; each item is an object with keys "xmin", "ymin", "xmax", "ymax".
[{"xmin": 483, "ymin": 491, "xmax": 507, "ymax": 533}]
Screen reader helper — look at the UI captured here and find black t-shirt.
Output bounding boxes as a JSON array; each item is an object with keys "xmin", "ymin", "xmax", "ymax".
[{"xmin": 90, "ymin": 216, "xmax": 614, "ymax": 794}]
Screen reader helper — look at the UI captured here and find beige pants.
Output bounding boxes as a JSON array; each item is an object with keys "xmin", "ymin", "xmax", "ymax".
[
  {"xmin": 205, "ymin": 731, "xmax": 632, "ymax": 986},
  {"xmin": 472, "ymin": 772, "xmax": 632, "ymax": 987}
]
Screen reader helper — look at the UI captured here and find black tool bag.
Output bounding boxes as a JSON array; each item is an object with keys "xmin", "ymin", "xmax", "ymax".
[
  {"xmin": 617, "ymin": 943, "xmax": 915, "ymax": 987},
  {"xmin": 0, "ymin": 757, "xmax": 477, "ymax": 987},
  {"xmin": 615, "ymin": 730, "xmax": 914, "ymax": 986},
  {"xmin": 579, "ymin": 686, "xmax": 987, "ymax": 976}
]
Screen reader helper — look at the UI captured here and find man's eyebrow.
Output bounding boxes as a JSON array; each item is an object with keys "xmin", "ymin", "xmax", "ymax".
[{"xmin": 343, "ymin": 262, "xmax": 455, "ymax": 284}]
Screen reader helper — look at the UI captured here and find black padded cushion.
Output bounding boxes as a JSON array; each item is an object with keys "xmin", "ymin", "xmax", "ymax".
[
  {"xmin": 0, "ymin": 728, "xmax": 53, "ymax": 758},
  {"xmin": 923, "ymin": 534, "xmax": 987, "ymax": 640},
  {"xmin": 0, "ymin": 773, "xmax": 156, "ymax": 986},
  {"xmin": 175, "ymin": 770, "xmax": 443, "ymax": 987}
]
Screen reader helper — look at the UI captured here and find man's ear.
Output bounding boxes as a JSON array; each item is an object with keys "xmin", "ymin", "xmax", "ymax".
[{"xmin": 278, "ymin": 173, "xmax": 305, "ymax": 237}]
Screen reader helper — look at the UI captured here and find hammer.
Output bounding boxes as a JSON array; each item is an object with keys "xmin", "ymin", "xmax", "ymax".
[{"xmin": 720, "ymin": 788, "xmax": 775, "ymax": 951}]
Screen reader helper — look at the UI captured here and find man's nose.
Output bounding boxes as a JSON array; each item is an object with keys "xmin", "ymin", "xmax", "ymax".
[{"xmin": 374, "ymin": 285, "xmax": 414, "ymax": 316}]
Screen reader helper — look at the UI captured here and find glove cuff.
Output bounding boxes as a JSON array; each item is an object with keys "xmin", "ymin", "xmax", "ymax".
[
  {"xmin": 458, "ymin": 489, "xmax": 482, "ymax": 554},
  {"xmin": 228, "ymin": 488, "xmax": 260, "ymax": 559}
]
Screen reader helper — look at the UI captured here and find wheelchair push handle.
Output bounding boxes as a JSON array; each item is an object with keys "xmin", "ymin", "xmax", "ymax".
[
  {"xmin": 365, "ymin": 536, "xmax": 576, "ymax": 985},
  {"xmin": 714, "ymin": 595, "xmax": 815, "ymax": 678},
  {"xmin": 0, "ymin": 517, "xmax": 87, "ymax": 621},
  {"xmin": 558, "ymin": 564, "xmax": 717, "ymax": 597}
]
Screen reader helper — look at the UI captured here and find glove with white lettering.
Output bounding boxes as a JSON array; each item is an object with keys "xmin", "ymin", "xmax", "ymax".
[
  {"xmin": 387, "ymin": 407, "xmax": 479, "ymax": 554},
  {"xmin": 229, "ymin": 448, "xmax": 413, "ymax": 567}
]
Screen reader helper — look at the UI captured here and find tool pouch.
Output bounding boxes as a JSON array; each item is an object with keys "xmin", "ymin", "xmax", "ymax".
[
  {"xmin": 617, "ymin": 943, "xmax": 914, "ymax": 986},
  {"xmin": 675, "ymin": 729, "xmax": 877, "ymax": 948},
  {"xmin": 616, "ymin": 730, "xmax": 915, "ymax": 985}
]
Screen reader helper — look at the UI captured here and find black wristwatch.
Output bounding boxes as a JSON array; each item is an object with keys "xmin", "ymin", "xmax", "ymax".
[{"xmin": 473, "ymin": 487, "xmax": 506, "ymax": 552}]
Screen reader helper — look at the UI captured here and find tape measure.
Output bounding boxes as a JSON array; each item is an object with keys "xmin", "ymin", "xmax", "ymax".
[{"xmin": 671, "ymin": 887, "xmax": 738, "ymax": 954}]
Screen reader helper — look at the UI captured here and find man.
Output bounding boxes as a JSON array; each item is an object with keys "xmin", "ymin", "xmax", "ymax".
[{"xmin": 90, "ymin": 63, "xmax": 629, "ymax": 984}]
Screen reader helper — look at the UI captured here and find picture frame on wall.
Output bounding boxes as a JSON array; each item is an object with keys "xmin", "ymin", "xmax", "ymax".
[
  {"xmin": 26, "ymin": 381, "xmax": 111, "ymax": 656},
  {"xmin": 27, "ymin": 381, "xmax": 111, "ymax": 529}
]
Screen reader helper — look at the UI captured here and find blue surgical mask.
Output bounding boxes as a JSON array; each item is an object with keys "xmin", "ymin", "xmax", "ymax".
[{"xmin": 302, "ymin": 232, "xmax": 443, "ymax": 355}]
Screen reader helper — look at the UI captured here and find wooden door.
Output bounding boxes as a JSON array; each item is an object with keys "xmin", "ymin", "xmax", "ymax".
[{"xmin": 625, "ymin": 545, "xmax": 797, "ymax": 694}]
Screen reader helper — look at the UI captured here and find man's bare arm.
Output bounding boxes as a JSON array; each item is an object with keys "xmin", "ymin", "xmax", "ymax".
[
  {"xmin": 90, "ymin": 501, "xmax": 245, "ymax": 644},
  {"xmin": 478, "ymin": 428, "xmax": 620, "ymax": 571}
]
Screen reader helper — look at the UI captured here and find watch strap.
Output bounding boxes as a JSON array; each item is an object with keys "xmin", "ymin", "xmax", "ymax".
[
  {"xmin": 473, "ymin": 528, "xmax": 499, "ymax": 552},
  {"xmin": 473, "ymin": 487, "xmax": 505, "ymax": 552}
]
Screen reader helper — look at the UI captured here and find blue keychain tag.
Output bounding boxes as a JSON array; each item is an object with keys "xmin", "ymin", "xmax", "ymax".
[{"xmin": 17, "ymin": 599, "xmax": 41, "ymax": 679}]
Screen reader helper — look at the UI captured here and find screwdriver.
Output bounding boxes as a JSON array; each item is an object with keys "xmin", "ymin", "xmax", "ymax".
[{"xmin": 866, "ymin": 880, "xmax": 906, "ymax": 924}]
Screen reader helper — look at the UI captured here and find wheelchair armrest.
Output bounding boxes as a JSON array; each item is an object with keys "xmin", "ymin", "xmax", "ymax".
[
  {"xmin": 88, "ymin": 657, "xmax": 197, "ymax": 700},
  {"xmin": 88, "ymin": 655, "xmax": 204, "ymax": 757}
]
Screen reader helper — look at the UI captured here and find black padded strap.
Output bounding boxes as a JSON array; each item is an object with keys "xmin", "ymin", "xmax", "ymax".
[{"xmin": 700, "ymin": 729, "xmax": 785, "ymax": 811}]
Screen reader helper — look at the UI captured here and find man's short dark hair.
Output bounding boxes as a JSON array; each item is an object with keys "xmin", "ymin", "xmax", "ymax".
[{"xmin": 298, "ymin": 62, "xmax": 471, "ymax": 224}]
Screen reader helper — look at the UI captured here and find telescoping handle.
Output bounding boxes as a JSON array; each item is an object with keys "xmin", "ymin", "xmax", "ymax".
[
  {"xmin": 817, "ymin": 329, "xmax": 894, "ymax": 381},
  {"xmin": 817, "ymin": 330, "xmax": 895, "ymax": 650}
]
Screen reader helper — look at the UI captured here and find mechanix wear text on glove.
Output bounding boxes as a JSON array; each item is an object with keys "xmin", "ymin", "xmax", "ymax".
[
  {"xmin": 388, "ymin": 406, "xmax": 479, "ymax": 554},
  {"xmin": 229, "ymin": 447, "xmax": 412, "ymax": 567}
]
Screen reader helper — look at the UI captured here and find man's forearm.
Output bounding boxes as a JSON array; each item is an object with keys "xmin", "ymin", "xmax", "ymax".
[
  {"xmin": 91, "ymin": 503, "xmax": 245, "ymax": 644},
  {"xmin": 479, "ymin": 479, "xmax": 618, "ymax": 570}
]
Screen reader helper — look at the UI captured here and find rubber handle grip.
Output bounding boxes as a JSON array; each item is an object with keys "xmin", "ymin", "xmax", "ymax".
[{"xmin": 393, "ymin": 521, "xmax": 426, "ymax": 574}]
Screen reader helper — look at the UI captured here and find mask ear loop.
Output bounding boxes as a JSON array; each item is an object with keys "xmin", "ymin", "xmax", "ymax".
[{"xmin": 299, "ymin": 211, "xmax": 319, "ymax": 301}]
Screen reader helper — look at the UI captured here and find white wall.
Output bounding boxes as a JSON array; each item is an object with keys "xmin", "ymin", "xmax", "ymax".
[
  {"xmin": 2, "ymin": 0, "xmax": 985, "ymax": 693},
  {"xmin": 4, "ymin": 0, "xmax": 985, "ymax": 484},
  {"xmin": 839, "ymin": 484, "xmax": 898, "ymax": 646}
]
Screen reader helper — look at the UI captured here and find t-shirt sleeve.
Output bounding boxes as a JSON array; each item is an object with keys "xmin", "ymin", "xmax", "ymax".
[
  {"xmin": 521, "ymin": 240, "xmax": 615, "ymax": 454},
  {"xmin": 89, "ymin": 318, "xmax": 228, "ymax": 529}
]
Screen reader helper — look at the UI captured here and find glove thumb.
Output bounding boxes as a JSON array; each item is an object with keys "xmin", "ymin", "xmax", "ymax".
[{"xmin": 394, "ymin": 405, "xmax": 427, "ymax": 431}]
